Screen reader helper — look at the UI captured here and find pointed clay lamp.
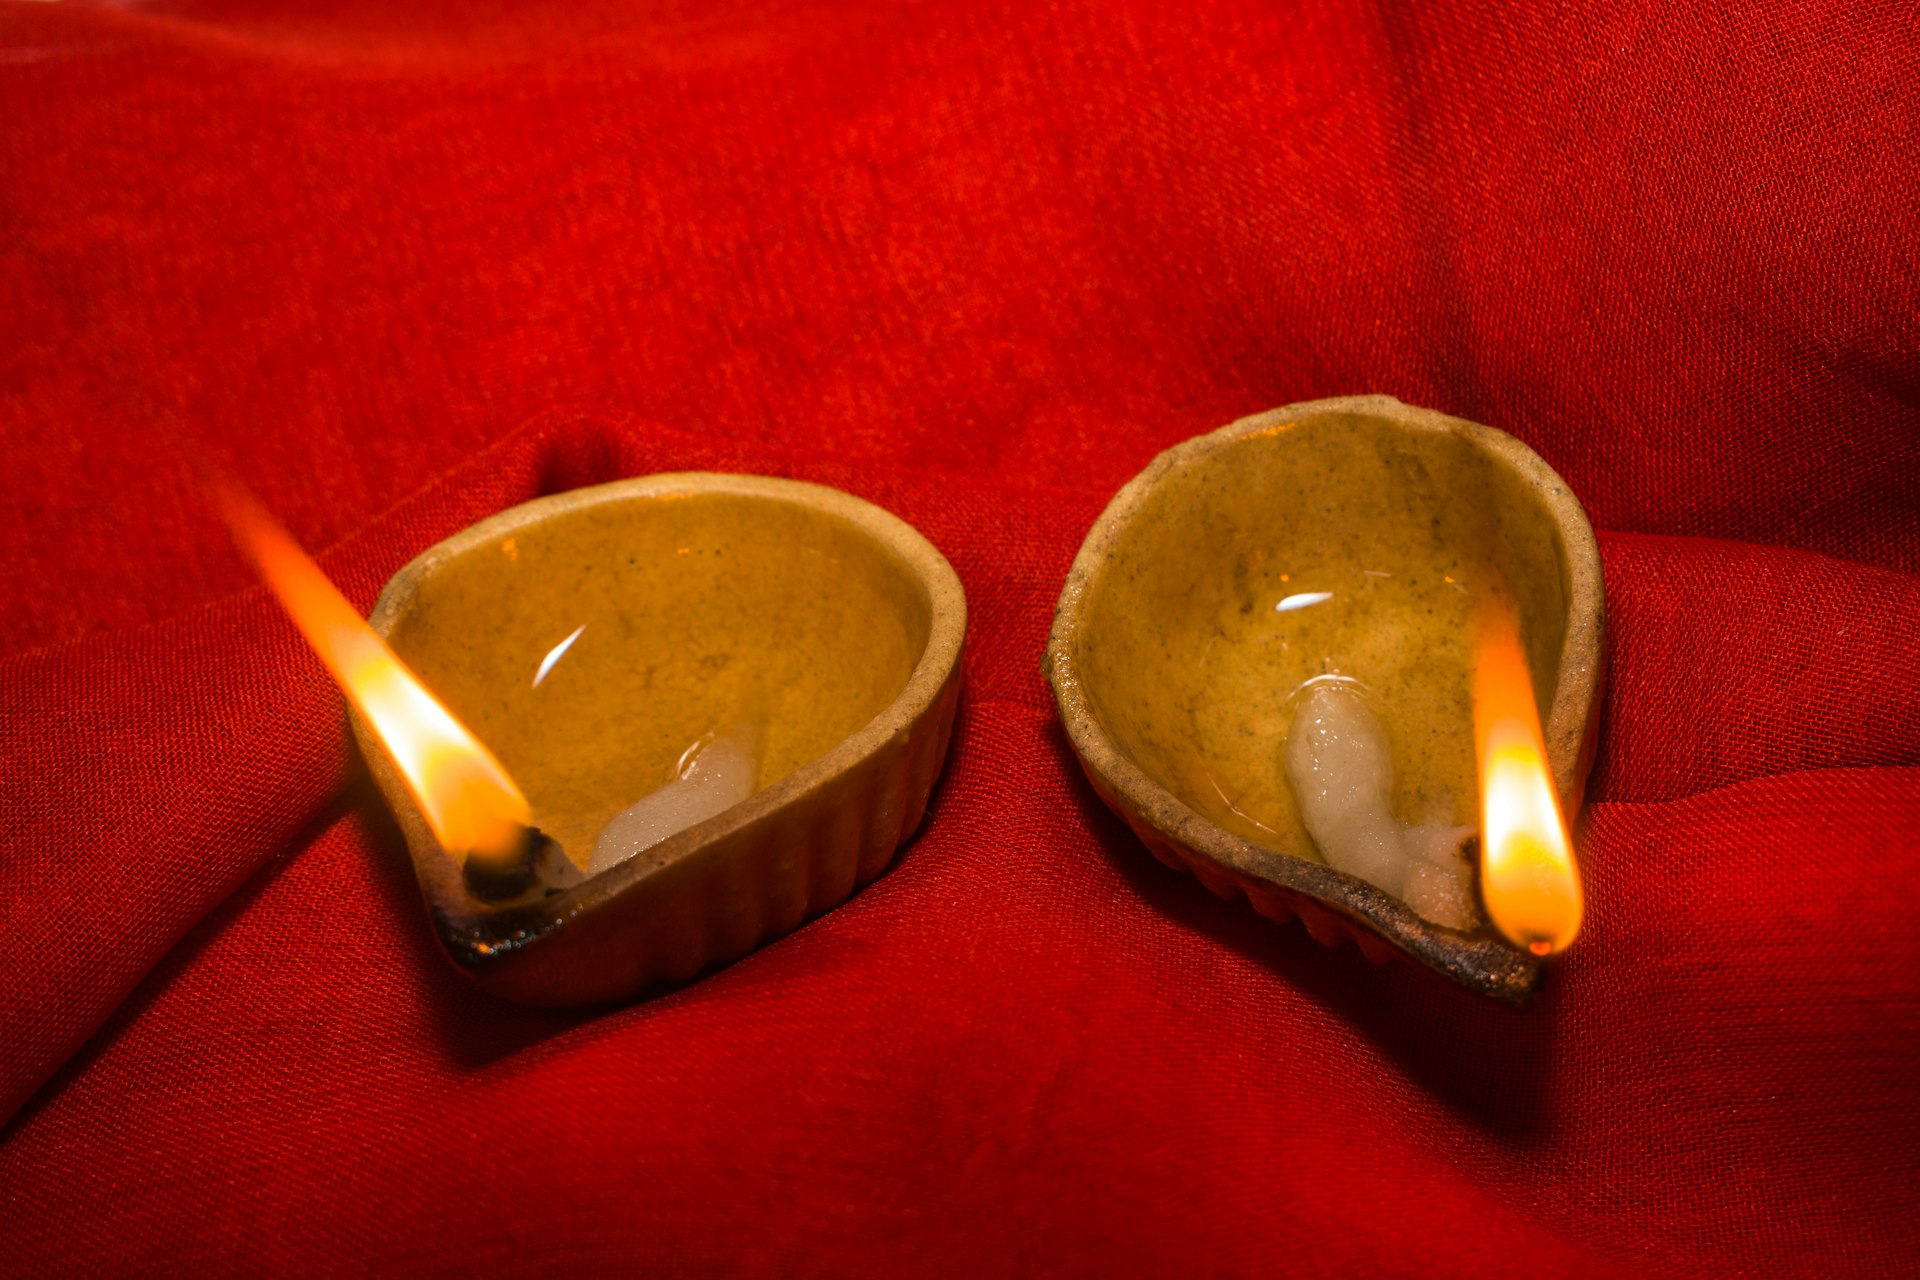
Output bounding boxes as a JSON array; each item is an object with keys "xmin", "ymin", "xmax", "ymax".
[
  {"xmin": 1045, "ymin": 396, "xmax": 1604, "ymax": 1004},
  {"xmin": 360, "ymin": 473, "xmax": 966, "ymax": 1005}
]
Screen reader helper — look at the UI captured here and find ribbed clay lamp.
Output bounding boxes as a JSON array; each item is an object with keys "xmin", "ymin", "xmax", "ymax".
[
  {"xmin": 1045, "ymin": 396, "xmax": 1604, "ymax": 1004},
  {"xmin": 359, "ymin": 474, "xmax": 966, "ymax": 1006}
]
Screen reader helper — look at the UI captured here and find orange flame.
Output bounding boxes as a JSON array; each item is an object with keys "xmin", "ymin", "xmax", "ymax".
[
  {"xmin": 218, "ymin": 485, "xmax": 531, "ymax": 865},
  {"xmin": 1474, "ymin": 607, "xmax": 1584, "ymax": 956}
]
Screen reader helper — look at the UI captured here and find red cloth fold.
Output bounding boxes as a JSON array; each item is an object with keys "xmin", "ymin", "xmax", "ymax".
[{"xmin": 3, "ymin": 1, "xmax": 1916, "ymax": 1275}]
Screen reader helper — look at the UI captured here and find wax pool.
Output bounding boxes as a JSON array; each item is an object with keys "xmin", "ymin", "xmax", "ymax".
[
  {"xmin": 1284, "ymin": 680, "xmax": 1477, "ymax": 929},
  {"xmin": 589, "ymin": 724, "xmax": 761, "ymax": 874}
]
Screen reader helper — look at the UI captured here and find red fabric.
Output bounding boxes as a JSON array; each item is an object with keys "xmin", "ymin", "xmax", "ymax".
[{"xmin": 3, "ymin": 1, "xmax": 1917, "ymax": 1274}]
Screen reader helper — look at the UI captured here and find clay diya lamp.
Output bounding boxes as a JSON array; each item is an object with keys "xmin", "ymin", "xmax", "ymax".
[
  {"xmin": 1045, "ymin": 396, "xmax": 1604, "ymax": 1004},
  {"xmin": 359, "ymin": 473, "xmax": 966, "ymax": 1005}
]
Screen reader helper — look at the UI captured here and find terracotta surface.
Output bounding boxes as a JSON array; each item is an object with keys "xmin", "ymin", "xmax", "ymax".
[
  {"xmin": 1046, "ymin": 396, "xmax": 1605, "ymax": 1003},
  {"xmin": 358, "ymin": 473, "xmax": 966, "ymax": 1004}
]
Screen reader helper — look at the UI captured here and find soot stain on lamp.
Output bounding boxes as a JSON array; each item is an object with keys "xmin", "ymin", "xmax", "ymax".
[
  {"xmin": 1044, "ymin": 396, "xmax": 1604, "ymax": 1005},
  {"xmin": 358, "ymin": 473, "xmax": 966, "ymax": 1006}
]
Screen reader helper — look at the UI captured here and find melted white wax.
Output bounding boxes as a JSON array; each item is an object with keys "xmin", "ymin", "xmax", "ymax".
[
  {"xmin": 1283, "ymin": 681, "xmax": 1477, "ymax": 929},
  {"xmin": 589, "ymin": 723, "xmax": 761, "ymax": 875}
]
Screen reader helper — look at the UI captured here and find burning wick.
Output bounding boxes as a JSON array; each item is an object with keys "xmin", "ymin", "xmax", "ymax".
[
  {"xmin": 1284, "ymin": 678, "xmax": 1478, "ymax": 929},
  {"xmin": 215, "ymin": 484, "xmax": 559, "ymax": 901},
  {"xmin": 1474, "ymin": 609, "xmax": 1584, "ymax": 956}
]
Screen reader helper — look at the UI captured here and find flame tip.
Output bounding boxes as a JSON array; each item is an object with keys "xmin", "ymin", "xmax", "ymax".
[
  {"xmin": 1475, "ymin": 605, "xmax": 1584, "ymax": 960},
  {"xmin": 216, "ymin": 482, "xmax": 531, "ymax": 863}
]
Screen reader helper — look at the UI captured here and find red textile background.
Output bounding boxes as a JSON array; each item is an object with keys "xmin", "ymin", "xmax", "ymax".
[{"xmin": 3, "ymin": 1, "xmax": 1918, "ymax": 1274}]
